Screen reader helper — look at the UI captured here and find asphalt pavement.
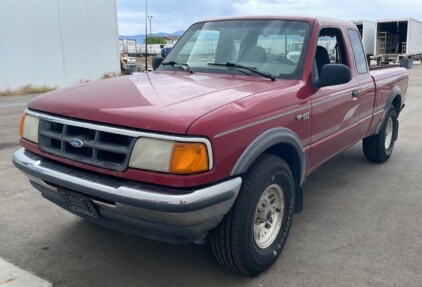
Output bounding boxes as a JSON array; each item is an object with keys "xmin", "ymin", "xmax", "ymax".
[{"xmin": 1, "ymin": 64, "xmax": 421, "ymax": 287}]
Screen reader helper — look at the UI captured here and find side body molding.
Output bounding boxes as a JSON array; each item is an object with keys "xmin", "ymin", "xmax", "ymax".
[{"xmin": 230, "ymin": 128, "xmax": 306, "ymax": 185}]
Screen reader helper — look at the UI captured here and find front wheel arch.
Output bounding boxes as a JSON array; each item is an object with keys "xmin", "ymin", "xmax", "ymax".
[{"xmin": 230, "ymin": 128, "xmax": 305, "ymax": 187}]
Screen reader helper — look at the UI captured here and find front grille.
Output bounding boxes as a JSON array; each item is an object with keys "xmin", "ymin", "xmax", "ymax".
[{"xmin": 38, "ymin": 118, "xmax": 137, "ymax": 171}]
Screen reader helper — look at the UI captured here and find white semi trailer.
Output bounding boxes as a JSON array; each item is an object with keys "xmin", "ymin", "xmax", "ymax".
[
  {"xmin": 374, "ymin": 18, "xmax": 422, "ymax": 64},
  {"xmin": 352, "ymin": 20, "xmax": 376, "ymax": 57}
]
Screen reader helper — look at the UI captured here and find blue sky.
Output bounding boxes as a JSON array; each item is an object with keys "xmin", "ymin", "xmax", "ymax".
[{"xmin": 117, "ymin": 0, "xmax": 422, "ymax": 35}]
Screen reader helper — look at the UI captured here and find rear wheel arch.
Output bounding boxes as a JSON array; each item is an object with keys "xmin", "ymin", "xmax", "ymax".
[
  {"xmin": 363, "ymin": 106, "xmax": 398, "ymax": 163},
  {"xmin": 376, "ymin": 86, "xmax": 402, "ymax": 134},
  {"xmin": 391, "ymin": 95, "xmax": 401, "ymax": 115}
]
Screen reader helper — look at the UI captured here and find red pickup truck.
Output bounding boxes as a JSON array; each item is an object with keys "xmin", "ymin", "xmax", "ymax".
[{"xmin": 13, "ymin": 16, "xmax": 408, "ymax": 275}]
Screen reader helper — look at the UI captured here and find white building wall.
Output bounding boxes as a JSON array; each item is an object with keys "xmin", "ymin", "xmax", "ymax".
[{"xmin": 0, "ymin": 0, "xmax": 120, "ymax": 91}]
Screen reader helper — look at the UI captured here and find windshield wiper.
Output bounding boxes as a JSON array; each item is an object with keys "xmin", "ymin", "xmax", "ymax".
[
  {"xmin": 162, "ymin": 61, "xmax": 193, "ymax": 73},
  {"xmin": 208, "ymin": 62, "xmax": 275, "ymax": 81}
]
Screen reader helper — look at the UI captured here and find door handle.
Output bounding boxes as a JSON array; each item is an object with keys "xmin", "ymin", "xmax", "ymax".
[{"xmin": 352, "ymin": 90, "xmax": 360, "ymax": 100}]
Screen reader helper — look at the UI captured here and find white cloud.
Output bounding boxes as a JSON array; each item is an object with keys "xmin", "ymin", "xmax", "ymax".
[
  {"xmin": 232, "ymin": 0, "xmax": 422, "ymax": 21},
  {"xmin": 233, "ymin": 0, "xmax": 319, "ymax": 15},
  {"xmin": 117, "ymin": 0, "xmax": 422, "ymax": 35},
  {"xmin": 117, "ymin": 0, "xmax": 234, "ymax": 35}
]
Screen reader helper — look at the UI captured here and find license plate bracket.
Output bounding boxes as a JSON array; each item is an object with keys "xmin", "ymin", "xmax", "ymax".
[{"xmin": 58, "ymin": 188, "xmax": 99, "ymax": 218}]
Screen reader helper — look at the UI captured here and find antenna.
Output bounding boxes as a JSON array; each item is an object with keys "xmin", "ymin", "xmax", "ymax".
[{"xmin": 145, "ymin": 0, "xmax": 148, "ymax": 71}]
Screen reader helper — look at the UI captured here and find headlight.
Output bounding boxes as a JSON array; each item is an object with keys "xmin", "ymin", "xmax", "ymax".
[
  {"xmin": 19, "ymin": 114, "xmax": 39, "ymax": 143},
  {"xmin": 129, "ymin": 137, "xmax": 209, "ymax": 174}
]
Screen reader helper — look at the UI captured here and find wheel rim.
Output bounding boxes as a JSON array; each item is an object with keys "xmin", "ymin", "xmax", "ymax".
[
  {"xmin": 385, "ymin": 117, "xmax": 393, "ymax": 149},
  {"xmin": 253, "ymin": 183, "xmax": 285, "ymax": 249}
]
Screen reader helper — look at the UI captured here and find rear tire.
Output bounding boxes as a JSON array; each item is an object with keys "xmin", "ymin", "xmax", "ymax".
[
  {"xmin": 363, "ymin": 106, "xmax": 398, "ymax": 163},
  {"xmin": 210, "ymin": 154, "xmax": 295, "ymax": 276}
]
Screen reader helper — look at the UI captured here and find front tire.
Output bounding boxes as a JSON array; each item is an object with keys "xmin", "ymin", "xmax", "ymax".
[
  {"xmin": 211, "ymin": 154, "xmax": 295, "ymax": 276},
  {"xmin": 363, "ymin": 106, "xmax": 398, "ymax": 163}
]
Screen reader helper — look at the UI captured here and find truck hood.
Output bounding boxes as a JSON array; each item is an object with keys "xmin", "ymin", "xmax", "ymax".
[{"xmin": 29, "ymin": 72, "xmax": 293, "ymax": 134}]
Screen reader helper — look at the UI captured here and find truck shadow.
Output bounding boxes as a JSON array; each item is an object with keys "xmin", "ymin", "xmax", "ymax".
[
  {"xmin": 36, "ymin": 143, "xmax": 393, "ymax": 286},
  {"xmin": 47, "ymin": 219, "xmax": 249, "ymax": 286}
]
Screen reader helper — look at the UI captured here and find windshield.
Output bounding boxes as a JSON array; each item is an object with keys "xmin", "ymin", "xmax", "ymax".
[{"xmin": 159, "ymin": 19, "xmax": 310, "ymax": 79}]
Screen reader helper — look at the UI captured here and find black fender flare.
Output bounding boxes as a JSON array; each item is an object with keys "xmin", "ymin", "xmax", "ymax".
[
  {"xmin": 376, "ymin": 86, "xmax": 402, "ymax": 134},
  {"xmin": 230, "ymin": 127, "xmax": 306, "ymax": 185}
]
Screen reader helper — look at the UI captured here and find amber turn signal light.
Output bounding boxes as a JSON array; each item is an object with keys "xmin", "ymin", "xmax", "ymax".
[
  {"xmin": 19, "ymin": 114, "xmax": 26, "ymax": 137},
  {"xmin": 170, "ymin": 142, "xmax": 209, "ymax": 174}
]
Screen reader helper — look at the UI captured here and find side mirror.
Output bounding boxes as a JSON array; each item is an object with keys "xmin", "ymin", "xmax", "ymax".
[
  {"xmin": 318, "ymin": 64, "xmax": 352, "ymax": 87},
  {"xmin": 152, "ymin": 56, "xmax": 164, "ymax": 70}
]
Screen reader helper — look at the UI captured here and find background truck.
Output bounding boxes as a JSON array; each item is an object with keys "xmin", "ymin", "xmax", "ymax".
[
  {"xmin": 139, "ymin": 43, "xmax": 162, "ymax": 55},
  {"xmin": 352, "ymin": 20, "xmax": 376, "ymax": 62},
  {"xmin": 14, "ymin": 16, "xmax": 408, "ymax": 276},
  {"xmin": 374, "ymin": 18, "xmax": 422, "ymax": 64}
]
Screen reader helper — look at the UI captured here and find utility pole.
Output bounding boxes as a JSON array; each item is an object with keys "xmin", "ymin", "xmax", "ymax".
[
  {"xmin": 148, "ymin": 15, "xmax": 153, "ymax": 38},
  {"xmin": 144, "ymin": 0, "xmax": 148, "ymax": 71}
]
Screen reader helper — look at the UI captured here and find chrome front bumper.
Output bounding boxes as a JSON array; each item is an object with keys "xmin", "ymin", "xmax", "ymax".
[{"xmin": 13, "ymin": 148, "xmax": 242, "ymax": 243}]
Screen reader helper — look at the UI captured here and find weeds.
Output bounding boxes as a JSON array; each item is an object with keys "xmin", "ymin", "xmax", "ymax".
[
  {"xmin": 1, "ymin": 73, "xmax": 123, "ymax": 96},
  {"xmin": 0, "ymin": 85, "xmax": 56, "ymax": 96},
  {"xmin": 101, "ymin": 72, "xmax": 125, "ymax": 79}
]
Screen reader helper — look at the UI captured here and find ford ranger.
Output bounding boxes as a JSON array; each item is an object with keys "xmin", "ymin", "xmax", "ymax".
[{"xmin": 13, "ymin": 16, "xmax": 408, "ymax": 275}]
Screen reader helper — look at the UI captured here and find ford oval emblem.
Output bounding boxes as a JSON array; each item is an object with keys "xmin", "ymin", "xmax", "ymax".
[{"xmin": 69, "ymin": 138, "xmax": 84, "ymax": 148}]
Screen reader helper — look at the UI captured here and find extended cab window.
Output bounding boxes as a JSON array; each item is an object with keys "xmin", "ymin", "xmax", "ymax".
[
  {"xmin": 348, "ymin": 29, "xmax": 368, "ymax": 74},
  {"xmin": 160, "ymin": 20, "xmax": 311, "ymax": 80}
]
